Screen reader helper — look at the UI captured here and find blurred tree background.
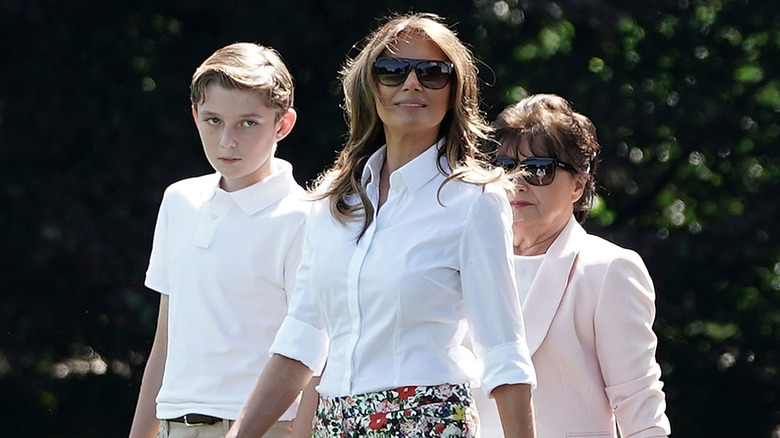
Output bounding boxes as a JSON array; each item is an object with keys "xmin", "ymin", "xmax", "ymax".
[{"xmin": 0, "ymin": 0, "xmax": 778, "ymax": 436}]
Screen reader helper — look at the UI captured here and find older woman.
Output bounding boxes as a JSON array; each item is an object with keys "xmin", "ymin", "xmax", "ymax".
[
  {"xmin": 227, "ymin": 13, "xmax": 536, "ymax": 438},
  {"xmin": 483, "ymin": 93, "xmax": 671, "ymax": 437}
]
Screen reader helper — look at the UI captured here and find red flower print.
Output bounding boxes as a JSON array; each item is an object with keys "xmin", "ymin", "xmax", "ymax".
[
  {"xmin": 397, "ymin": 386, "xmax": 417, "ymax": 399},
  {"xmin": 434, "ymin": 423, "xmax": 446, "ymax": 434},
  {"xmin": 369, "ymin": 412, "xmax": 388, "ymax": 430}
]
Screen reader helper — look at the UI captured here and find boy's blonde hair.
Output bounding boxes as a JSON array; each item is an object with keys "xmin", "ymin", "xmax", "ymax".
[{"xmin": 190, "ymin": 42, "xmax": 294, "ymax": 119}]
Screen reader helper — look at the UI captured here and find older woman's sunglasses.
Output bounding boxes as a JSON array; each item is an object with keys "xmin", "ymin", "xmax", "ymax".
[
  {"xmin": 373, "ymin": 57, "xmax": 454, "ymax": 90},
  {"xmin": 493, "ymin": 156, "xmax": 578, "ymax": 186}
]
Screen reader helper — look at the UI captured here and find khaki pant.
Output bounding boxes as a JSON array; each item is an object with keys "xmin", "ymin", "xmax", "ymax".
[{"xmin": 159, "ymin": 419, "xmax": 293, "ymax": 438}]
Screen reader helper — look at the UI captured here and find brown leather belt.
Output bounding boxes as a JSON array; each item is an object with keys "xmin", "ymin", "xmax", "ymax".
[{"xmin": 168, "ymin": 414, "xmax": 223, "ymax": 426}]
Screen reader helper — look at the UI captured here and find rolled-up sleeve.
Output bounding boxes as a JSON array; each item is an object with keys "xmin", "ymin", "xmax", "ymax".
[
  {"xmin": 270, "ymin": 316, "xmax": 328, "ymax": 374},
  {"xmin": 270, "ymin": 206, "xmax": 329, "ymax": 374},
  {"xmin": 596, "ymin": 251, "xmax": 671, "ymax": 436},
  {"xmin": 460, "ymin": 187, "xmax": 536, "ymax": 395}
]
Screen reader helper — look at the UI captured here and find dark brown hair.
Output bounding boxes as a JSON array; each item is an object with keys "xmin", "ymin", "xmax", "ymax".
[{"xmin": 494, "ymin": 93, "xmax": 600, "ymax": 223}]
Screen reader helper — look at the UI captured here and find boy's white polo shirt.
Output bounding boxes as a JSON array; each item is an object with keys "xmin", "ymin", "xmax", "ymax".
[{"xmin": 144, "ymin": 158, "xmax": 309, "ymax": 421}]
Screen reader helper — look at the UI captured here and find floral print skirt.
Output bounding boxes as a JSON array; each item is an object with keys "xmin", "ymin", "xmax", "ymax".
[{"xmin": 312, "ymin": 383, "xmax": 479, "ymax": 438}]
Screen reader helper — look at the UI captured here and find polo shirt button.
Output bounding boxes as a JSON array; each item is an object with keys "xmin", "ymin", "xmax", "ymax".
[{"xmin": 211, "ymin": 214, "xmax": 218, "ymax": 220}]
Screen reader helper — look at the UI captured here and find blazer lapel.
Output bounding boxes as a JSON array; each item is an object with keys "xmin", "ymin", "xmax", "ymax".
[{"xmin": 522, "ymin": 216, "xmax": 584, "ymax": 355}]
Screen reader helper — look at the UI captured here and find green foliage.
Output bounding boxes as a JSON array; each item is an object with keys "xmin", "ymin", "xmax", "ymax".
[{"xmin": 1, "ymin": 0, "xmax": 778, "ymax": 436}]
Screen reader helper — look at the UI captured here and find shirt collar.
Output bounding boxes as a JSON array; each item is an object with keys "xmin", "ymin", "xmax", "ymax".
[
  {"xmin": 361, "ymin": 145, "xmax": 387, "ymax": 187},
  {"xmin": 360, "ymin": 138, "xmax": 447, "ymax": 193},
  {"xmin": 207, "ymin": 158, "xmax": 302, "ymax": 215}
]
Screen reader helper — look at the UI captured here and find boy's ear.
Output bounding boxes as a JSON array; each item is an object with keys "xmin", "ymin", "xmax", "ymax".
[
  {"xmin": 275, "ymin": 108, "xmax": 297, "ymax": 141},
  {"xmin": 191, "ymin": 105, "xmax": 199, "ymax": 125}
]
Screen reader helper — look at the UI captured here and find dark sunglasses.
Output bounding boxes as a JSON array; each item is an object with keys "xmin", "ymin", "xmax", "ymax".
[
  {"xmin": 373, "ymin": 57, "xmax": 454, "ymax": 90},
  {"xmin": 493, "ymin": 156, "xmax": 578, "ymax": 186}
]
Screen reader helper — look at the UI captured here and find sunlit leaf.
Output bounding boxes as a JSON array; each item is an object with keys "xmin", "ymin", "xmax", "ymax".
[
  {"xmin": 734, "ymin": 65, "xmax": 764, "ymax": 83},
  {"xmin": 755, "ymin": 80, "xmax": 780, "ymax": 108}
]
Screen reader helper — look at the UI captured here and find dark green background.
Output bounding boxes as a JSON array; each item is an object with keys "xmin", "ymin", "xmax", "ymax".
[{"xmin": 1, "ymin": 0, "xmax": 778, "ymax": 436}]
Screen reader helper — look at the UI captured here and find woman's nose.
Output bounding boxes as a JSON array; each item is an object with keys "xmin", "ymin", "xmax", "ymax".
[
  {"xmin": 512, "ymin": 175, "xmax": 529, "ymax": 191},
  {"xmin": 402, "ymin": 69, "xmax": 423, "ymax": 90}
]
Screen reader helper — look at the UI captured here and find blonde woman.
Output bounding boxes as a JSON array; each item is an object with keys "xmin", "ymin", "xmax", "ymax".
[{"xmin": 229, "ymin": 13, "xmax": 536, "ymax": 438}]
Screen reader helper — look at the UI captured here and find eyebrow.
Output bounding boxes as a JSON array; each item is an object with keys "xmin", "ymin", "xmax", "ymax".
[{"xmin": 199, "ymin": 110, "xmax": 266, "ymax": 119}]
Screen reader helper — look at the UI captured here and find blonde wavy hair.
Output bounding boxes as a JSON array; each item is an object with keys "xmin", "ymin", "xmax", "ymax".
[{"xmin": 315, "ymin": 12, "xmax": 501, "ymax": 238}]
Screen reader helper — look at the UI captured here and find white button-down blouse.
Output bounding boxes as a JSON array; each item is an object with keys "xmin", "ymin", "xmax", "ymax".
[{"xmin": 271, "ymin": 140, "xmax": 536, "ymax": 398}]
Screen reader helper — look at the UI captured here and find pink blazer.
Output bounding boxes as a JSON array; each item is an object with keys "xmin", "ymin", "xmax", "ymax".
[{"xmin": 522, "ymin": 216, "xmax": 671, "ymax": 437}]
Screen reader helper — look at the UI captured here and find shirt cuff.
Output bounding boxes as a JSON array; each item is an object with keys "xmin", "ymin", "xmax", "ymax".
[
  {"xmin": 144, "ymin": 275, "xmax": 169, "ymax": 295},
  {"xmin": 480, "ymin": 342, "xmax": 537, "ymax": 396},
  {"xmin": 270, "ymin": 316, "xmax": 329, "ymax": 374}
]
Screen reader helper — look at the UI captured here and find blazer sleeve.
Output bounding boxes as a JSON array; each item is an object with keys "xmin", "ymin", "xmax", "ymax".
[{"xmin": 594, "ymin": 250, "xmax": 671, "ymax": 437}]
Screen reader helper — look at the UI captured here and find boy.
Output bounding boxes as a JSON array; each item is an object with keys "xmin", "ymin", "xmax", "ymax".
[{"xmin": 129, "ymin": 43, "xmax": 308, "ymax": 438}]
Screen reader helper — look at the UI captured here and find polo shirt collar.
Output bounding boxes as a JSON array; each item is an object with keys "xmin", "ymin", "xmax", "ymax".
[
  {"xmin": 209, "ymin": 158, "xmax": 300, "ymax": 215},
  {"xmin": 360, "ymin": 138, "xmax": 447, "ymax": 193}
]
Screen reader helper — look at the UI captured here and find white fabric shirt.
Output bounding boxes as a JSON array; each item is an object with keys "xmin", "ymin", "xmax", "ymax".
[
  {"xmin": 271, "ymin": 141, "xmax": 536, "ymax": 398},
  {"xmin": 472, "ymin": 253, "xmax": 543, "ymax": 437},
  {"xmin": 145, "ymin": 159, "xmax": 309, "ymax": 421},
  {"xmin": 514, "ymin": 254, "xmax": 544, "ymax": 303}
]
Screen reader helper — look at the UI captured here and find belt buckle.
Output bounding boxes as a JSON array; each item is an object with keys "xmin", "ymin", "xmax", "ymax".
[{"xmin": 183, "ymin": 415, "xmax": 207, "ymax": 427}]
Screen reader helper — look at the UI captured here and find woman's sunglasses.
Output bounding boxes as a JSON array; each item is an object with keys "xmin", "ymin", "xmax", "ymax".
[
  {"xmin": 493, "ymin": 156, "xmax": 578, "ymax": 186},
  {"xmin": 373, "ymin": 57, "xmax": 454, "ymax": 90}
]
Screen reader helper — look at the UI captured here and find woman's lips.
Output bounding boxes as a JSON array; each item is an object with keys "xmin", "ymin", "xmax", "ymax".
[{"xmin": 396, "ymin": 100, "xmax": 426, "ymax": 108}]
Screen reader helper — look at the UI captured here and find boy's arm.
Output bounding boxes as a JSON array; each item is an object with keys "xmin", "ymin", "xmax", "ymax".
[
  {"xmin": 128, "ymin": 294, "xmax": 169, "ymax": 438},
  {"xmin": 228, "ymin": 354, "xmax": 312, "ymax": 438},
  {"xmin": 494, "ymin": 383, "xmax": 536, "ymax": 438}
]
